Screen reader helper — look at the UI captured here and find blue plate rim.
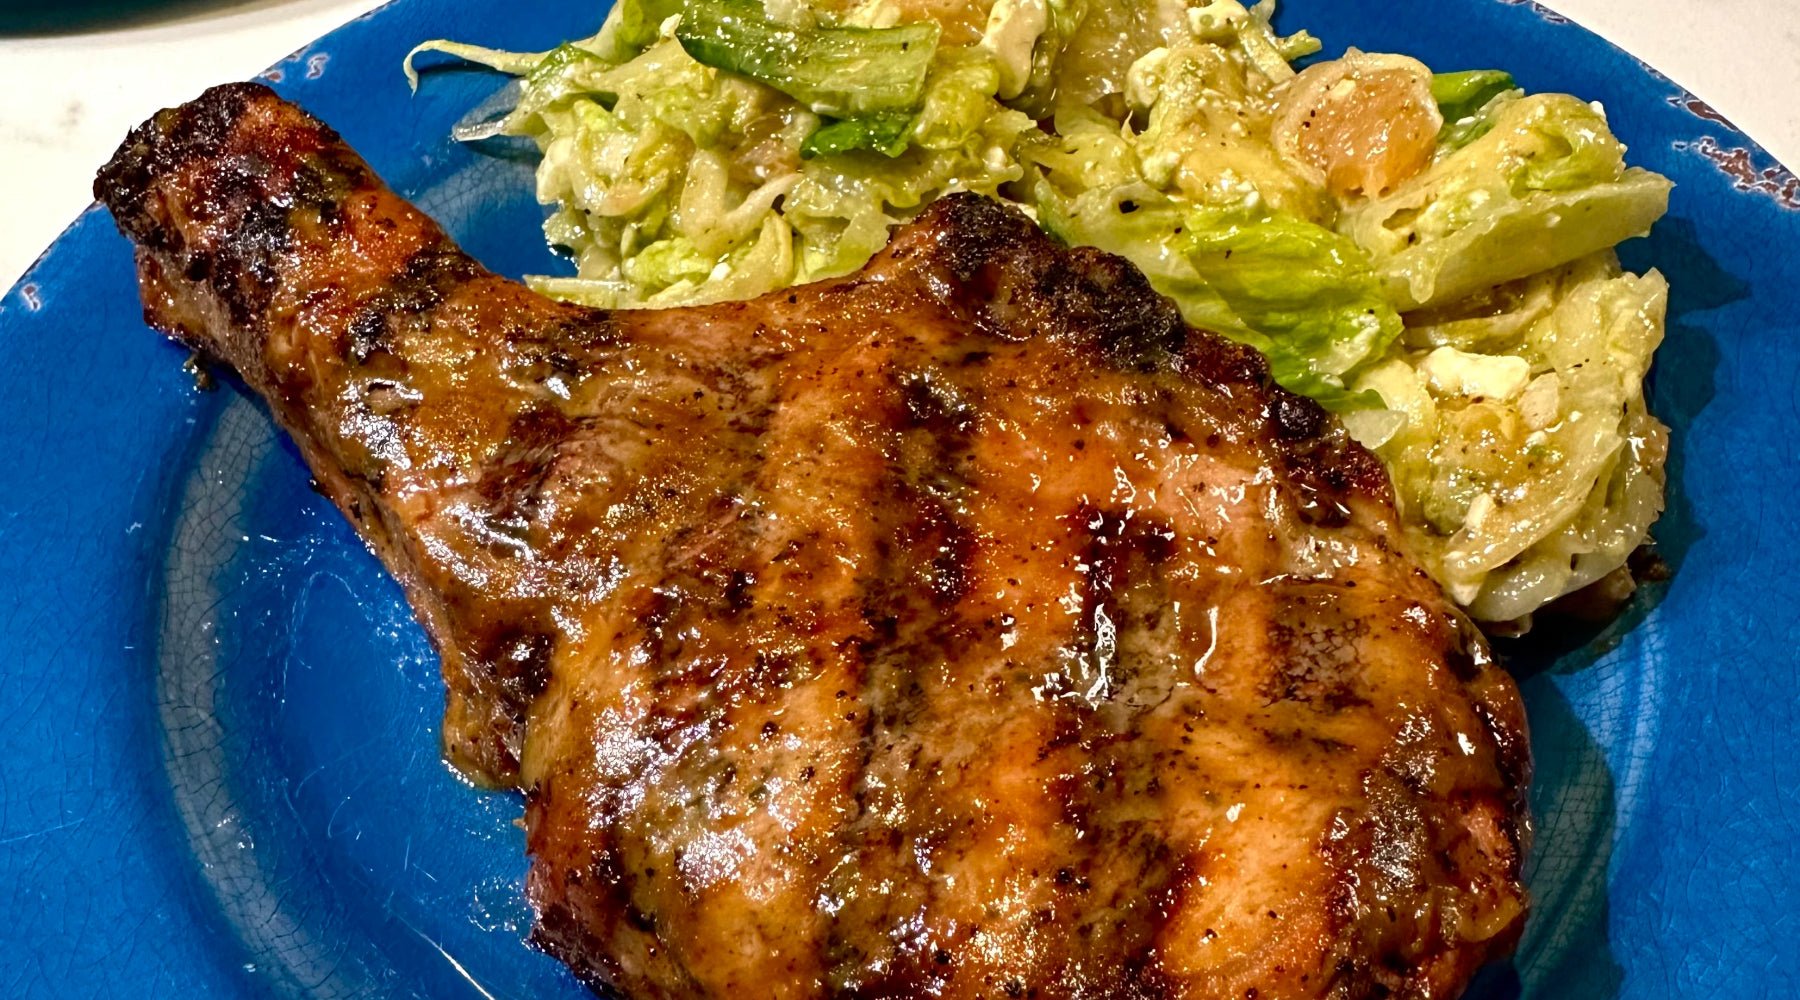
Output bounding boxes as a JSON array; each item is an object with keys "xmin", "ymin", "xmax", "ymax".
[{"xmin": 3, "ymin": 0, "xmax": 1799, "ymax": 997}]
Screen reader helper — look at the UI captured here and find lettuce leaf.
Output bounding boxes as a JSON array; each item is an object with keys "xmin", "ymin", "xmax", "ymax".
[
  {"xmin": 1431, "ymin": 70, "xmax": 1515, "ymax": 126},
  {"xmin": 1039, "ymin": 181, "xmax": 1400, "ymax": 406},
  {"xmin": 802, "ymin": 113, "xmax": 914, "ymax": 158},
  {"xmin": 1177, "ymin": 206, "xmax": 1402, "ymax": 399},
  {"xmin": 1353, "ymin": 254, "xmax": 1669, "ymax": 618},
  {"xmin": 668, "ymin": 0, "xmax": 939, "ymax": 115},
  {"xmin": 1340, "ymin": 93, "xmax": 1672, "ymax": 309}
]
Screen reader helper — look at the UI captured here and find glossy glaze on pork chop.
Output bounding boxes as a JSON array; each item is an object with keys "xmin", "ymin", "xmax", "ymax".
[{"xmin": 98, "ymin": 82, "xmax": 1530, "ymax": 1000}]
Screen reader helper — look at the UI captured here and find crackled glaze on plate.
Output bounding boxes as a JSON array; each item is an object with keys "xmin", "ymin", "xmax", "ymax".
[{"xmin": 0, "ymin": 1, "xmax": 1796, "ymax": 997}]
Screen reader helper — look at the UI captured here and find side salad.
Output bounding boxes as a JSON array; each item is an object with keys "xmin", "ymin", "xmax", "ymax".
[{"xmin": 407, "ymin": 0, "xmax": 1673, "ymax": 626}]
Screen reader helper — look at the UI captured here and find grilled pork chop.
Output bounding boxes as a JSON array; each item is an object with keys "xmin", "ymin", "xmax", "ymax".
[{"xmin": 98, "ymin": 83, "xmax": 1529, "ymax": 999}]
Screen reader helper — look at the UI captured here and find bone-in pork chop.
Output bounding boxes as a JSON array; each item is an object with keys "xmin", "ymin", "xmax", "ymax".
[{"xmin": 97, "ymin": 83, "xmax": 1529, "ymax": 1000}]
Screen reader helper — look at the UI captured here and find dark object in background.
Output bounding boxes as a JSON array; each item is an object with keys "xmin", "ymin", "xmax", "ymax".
[{"xmin": 0, "ymin": 0, "xmax": 281, "ymax": 36}]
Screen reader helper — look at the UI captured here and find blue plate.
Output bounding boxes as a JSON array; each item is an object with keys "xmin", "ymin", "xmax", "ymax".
[{"xmin": 1, "ymin": 0, "xmax": 1795, "ymax": 996}]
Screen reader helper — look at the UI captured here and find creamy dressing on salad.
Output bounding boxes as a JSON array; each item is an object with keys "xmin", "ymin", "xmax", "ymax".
[{"xmin": 407, "ymin": 0, "xmax": 1673, "ymax": 624}]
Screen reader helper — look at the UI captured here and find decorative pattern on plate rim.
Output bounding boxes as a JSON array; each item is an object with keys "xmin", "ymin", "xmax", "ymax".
[{"xmin": 1674, "ymin": 137, "xmax": 1800, "ymax": 211}]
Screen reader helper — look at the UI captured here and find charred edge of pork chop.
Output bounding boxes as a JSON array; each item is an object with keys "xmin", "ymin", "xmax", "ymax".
[
  {"xmin": 96, "ymin": 81, "xmax": 603, "ymax": 782},
  {"xmin": 880, "ymin": 193, "xmax": 1397, "ymax": 517}
]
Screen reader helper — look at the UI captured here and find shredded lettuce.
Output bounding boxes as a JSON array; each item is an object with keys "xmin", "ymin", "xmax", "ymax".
[
  {"xmin": 1340, "ymin": 93, "xmax": 1672, "ymax": 310},
  {"xmin": 411, "ymin": 0, "xmax": 1674, "ymax": 622},
  {"xmin": 801, "ymin": 112, "xmax": 914, "ymax": 157},
  {"xmin": 1431, "ymin": 69, "xmax": 1516, "ymax": 127},
  {"xmin": 1175, "ymin": 207, "xmax": 1401, "ymax": 404},
  {"xmin": 1007, "ymin": 0, "xmax": 1087, "ymax": 115},
  {"xmin": 1354, "ymin": 254, "xmax": 1668, "ymax": 619},
  {"xmin": 1435, "ymin": 88, "xmax": 1519, "ymax": 152},
  {"xmin": 1041, "ymin": 183, "xmax": 1398, "ymax": 405},
  {"xmin": 668, "ymin": 0, "xmax": 941, "ymax": 114},
  {"xmin": 1127, "ymin": 41, "xmax": 1328, "ymax": 219}
]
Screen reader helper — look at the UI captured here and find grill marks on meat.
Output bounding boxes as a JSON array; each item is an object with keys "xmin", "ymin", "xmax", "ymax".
[{"xmin": 98, "ymin": 83, "xmax": 1530, "ymax": 1000}]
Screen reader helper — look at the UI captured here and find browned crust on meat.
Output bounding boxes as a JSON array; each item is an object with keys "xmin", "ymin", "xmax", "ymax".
[{"xmin": 98, "ymin": 83, "xmax": 1530, "ymax": 1000}]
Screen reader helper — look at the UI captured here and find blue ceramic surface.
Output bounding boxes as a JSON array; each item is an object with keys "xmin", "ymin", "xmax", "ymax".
[{"xmin": 1, "ymin": 0, "xmax": 1795, "ymax": 996}]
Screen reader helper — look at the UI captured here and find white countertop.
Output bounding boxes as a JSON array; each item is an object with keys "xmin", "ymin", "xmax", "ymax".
[{"xmin": 3, "ymin": 0, "xmax": 1796, "ymax": 292}]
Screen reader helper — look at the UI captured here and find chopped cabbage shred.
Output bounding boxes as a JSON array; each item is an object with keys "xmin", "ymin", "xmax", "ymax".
[{"xmin": 406, "ymin": 0, "xmax": 1674, "ymax": 625}]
